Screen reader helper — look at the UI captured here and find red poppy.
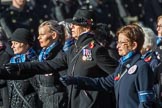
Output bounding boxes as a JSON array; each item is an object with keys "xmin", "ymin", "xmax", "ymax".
[
  {"xmin": 114, "ymin": 74, "xmax": 120, "ymax": 81},
  {"xmin": 87, "ymin": 19, "xmax": 93, "ymax": 25},
  {"xmin": 89, "ymin": 41, "xmax": 94, "ymax": 49},
  {"xmin": 144, "ymin": 56, "xmax": 152, "ymax": 62}
]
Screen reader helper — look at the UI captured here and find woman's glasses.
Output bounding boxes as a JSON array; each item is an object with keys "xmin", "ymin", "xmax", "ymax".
[{"xmin": 116, "ymin": 41, "xmax": 130, "ymax": 46}]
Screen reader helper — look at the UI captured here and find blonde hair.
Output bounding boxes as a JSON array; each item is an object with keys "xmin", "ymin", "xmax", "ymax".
[{"xmin": 39, "ymin": 20, "xmax": 63, "ymax": 36}]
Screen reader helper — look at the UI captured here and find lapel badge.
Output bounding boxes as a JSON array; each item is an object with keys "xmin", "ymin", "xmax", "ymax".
[
  {"xmin": 126, "ymin": 64, "xmax": 131, "ymax": 68},
  {"xmin": 128, "ymin": 65, "xmax": 137, "ymax": 74}
]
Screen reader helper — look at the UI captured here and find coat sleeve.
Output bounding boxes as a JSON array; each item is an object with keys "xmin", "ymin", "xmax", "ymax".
[
  {"xmin": 74, "ymin": 73, "xmax": 115, "ymax": 91},
  {"xmin": 15, "ymin": 51, "xmax": 68, "ymax": 77},
  {"xmin": 135, "ymin": 62, "xmax": 155, "ymax": 108}
]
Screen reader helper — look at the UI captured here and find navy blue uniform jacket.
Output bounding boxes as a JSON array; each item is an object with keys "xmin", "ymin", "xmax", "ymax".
[{"xmin": 72, "ymin": 53, "xmax": 155, "ymax": 108}]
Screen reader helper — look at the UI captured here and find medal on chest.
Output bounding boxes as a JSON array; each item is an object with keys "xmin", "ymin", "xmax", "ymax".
[{"xmin": 82, "ymin": 49, "xmax": 92, "ymax": 61}]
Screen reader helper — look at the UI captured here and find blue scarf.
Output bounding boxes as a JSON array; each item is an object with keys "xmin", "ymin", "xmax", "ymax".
[
  {"xmin": 119, "ymin": 51, "xmax": 135, "ymax": 65},
  {"xmin": 141, "ymin": 50, "xmax": 152, "ymax": 60},
  {"xmin": 63, "ymin": 38, "xmax": 75, "ymax": 53},
  {"xmin": 10, "ymin": 48, "xmax": 37, "ymax": 63},
  {"xmin": 39, "ymin": 41, "xmax": 59, "ymax": 62},
  {"xmin": 156, "ymin": 36, "xmax": 162, "ymax": 46}
]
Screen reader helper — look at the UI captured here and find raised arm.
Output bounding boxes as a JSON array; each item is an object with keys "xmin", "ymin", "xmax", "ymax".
[
  {"xmin": 4, "ymin": 52, "xmax": 68, "ymax": 77},
  {"xmin": 60, "ymin": 74, "xmax": 115, "ymax": 91}
]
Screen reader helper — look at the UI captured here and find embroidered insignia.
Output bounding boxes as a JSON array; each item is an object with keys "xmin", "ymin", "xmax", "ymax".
[
  {"xmin": 128, "ymin": 65, "xmax": 137, "ymax": 74},
  {"xmin": 114, "ymin": 74, "xmax": 120, "ymax": 81}
]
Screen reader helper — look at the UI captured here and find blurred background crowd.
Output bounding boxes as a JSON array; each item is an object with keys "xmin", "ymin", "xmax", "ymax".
[{"xmin": 0, "ymin": 0, "xmax": 162, "ymax": 37}]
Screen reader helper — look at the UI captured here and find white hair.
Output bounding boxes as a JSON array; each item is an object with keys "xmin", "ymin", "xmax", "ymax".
[{"xmin": 142, "ymin": 27, "xmax": 156, "ymax": 50}]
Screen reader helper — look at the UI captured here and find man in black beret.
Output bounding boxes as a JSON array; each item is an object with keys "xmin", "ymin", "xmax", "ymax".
[{"xmin": 4, "ymin": 8, "xmax": 118, "ymax": 108}]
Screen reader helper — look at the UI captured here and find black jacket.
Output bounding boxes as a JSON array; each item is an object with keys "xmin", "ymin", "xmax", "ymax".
[
  {"xmin": 36, "ymin": 42, "xmax": 68, "ymax": 108},
  {"xmin": 0, "ymin": 49, "xmax": 11, "ymax": 108},
  {"xmin": 10, "ymin": 32, "xmax": 118, "ymax": 108}
]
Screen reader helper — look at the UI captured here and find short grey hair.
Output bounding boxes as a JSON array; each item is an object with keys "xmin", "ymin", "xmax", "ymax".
[{"xmin": 142, "ymin": 27, "xmax": 156, "ymax": 50}]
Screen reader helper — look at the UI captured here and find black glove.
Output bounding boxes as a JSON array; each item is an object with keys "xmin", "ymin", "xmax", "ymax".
[
  {"xmin": 4, "ymin": 63, "xmax": 19, "ymax": 74},
  {"xmin": 59, "ymin": 75, "xmax": 78, "ymax": 86}
]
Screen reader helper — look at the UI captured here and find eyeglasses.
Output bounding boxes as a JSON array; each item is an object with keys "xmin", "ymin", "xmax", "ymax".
[
  {"xmin": 157, "ymin": 25, "xmax": 162, "ymax": 28},
  {"xmin": 116, "ymin": 41, "xmax": 130, "ymax": 45}
]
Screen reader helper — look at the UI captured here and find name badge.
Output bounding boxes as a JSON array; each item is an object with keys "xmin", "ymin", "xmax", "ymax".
[{"xmin": 128, "ymin": 65, "xmax": 137, "ymax": 74}]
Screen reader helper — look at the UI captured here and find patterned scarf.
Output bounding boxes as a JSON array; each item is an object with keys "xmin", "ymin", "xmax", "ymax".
[
  {"xmin": 38, "ymin": 41, "xmax": 59, "ymax": 62},
  {"xmin": 10, "ymin": 48, "xmax": 37, "ymax": 63}
]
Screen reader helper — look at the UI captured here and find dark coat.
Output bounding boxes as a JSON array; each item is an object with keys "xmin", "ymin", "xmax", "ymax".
[
  {"xmin": 36, "ymin": 43, "xmax": 68, "ymax": 108},
  {"xmin": 155, "ymin": 46, "xmax": 162, "ymax": 62},
  {"xmin": 72, "ymin": 53, "xmax": 155, "ymax": 108},
  {"xmin": 18, "ymin": 32, "xmax": 118, "ymax": 108},
  {"xmin": 0, "ymin": 49, "xmax": 11, "ymax": 108},
  {"xmin": 0, "ymin": 49, "xmax": 11, "ymax": 66}
]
